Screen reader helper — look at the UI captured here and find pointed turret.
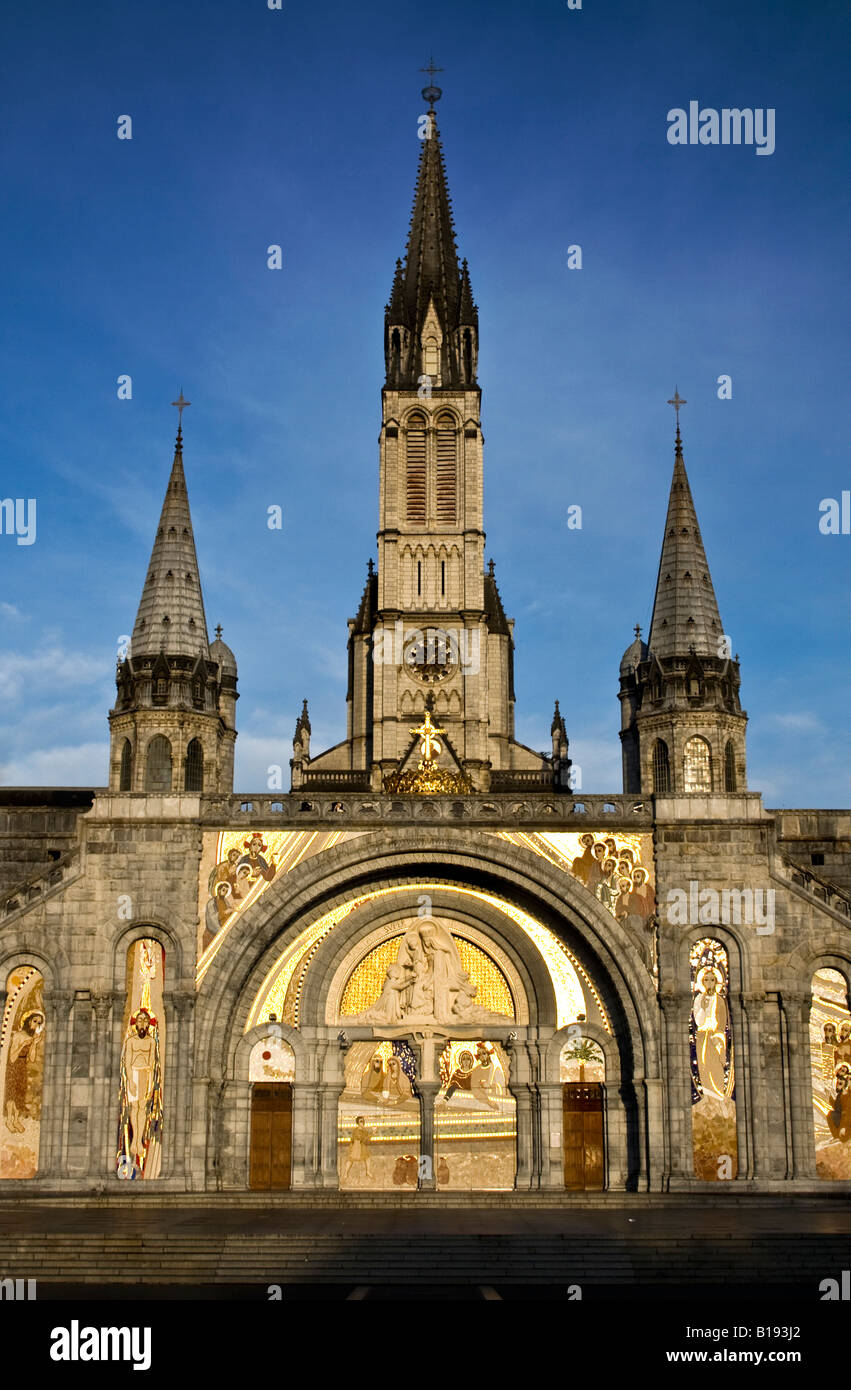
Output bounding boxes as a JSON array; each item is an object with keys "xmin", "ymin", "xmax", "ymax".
[
  {"xmin": 618, "ymin": 404, "xmax": 747, "ymax": 797},
  {"xmin": 647, "ymin": 425, "xmax": 725, "ymax": 660},
  {"xmin": 108, "ymin": 411, "xmax": 238, "ymax": 794},
  {"xmin": 130, "ymin": 426, "xmax": 210, "ymax": 659}
]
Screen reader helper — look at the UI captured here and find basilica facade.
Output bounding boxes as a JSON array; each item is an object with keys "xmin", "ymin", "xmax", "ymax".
[{"xmin": 1, "ymin": 92, "xmax": 850, "ymax": 1200}]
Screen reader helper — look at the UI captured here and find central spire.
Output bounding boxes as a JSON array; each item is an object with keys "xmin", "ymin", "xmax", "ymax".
[{"xmin": 384, "ymin": 71, "xmax": 479, "ymax": 388}]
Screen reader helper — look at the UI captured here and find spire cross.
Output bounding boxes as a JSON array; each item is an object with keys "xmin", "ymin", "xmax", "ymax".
[
  {"xmin": 667, "ymin": 389, "xmax": 686, "ymax": 424},
  {"xmin": 171, "ymin": 390, "xmax": 191, "ymax": 426},
  {"xmin": 420, "ymin": 57, "xmax": 443, "ymax": 108},
  {"xmin": 420, "ymin": 57, "xmax": 443, "ymax": 84}
]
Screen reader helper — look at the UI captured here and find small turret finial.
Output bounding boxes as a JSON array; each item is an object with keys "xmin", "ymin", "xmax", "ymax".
[
  {"xmin": 171, "ymin": 390, "xmax": 191, "ymax": 448},
  {"xmin": 634, "ymin": 623, "xmax": 642, "ymax": 639},
  {"xmin": 420, "ymin": 57, "xmax": 443, "ymax": 109},
  {"xmin": 667, "ymin": 388, "xmax": 686, "ymax": 456},
  {"xmin": 214, "ymin": 623, "xmax": 223, "ymax": 641}
]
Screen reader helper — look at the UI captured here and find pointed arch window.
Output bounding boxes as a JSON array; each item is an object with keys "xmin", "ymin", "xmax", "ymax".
[
  {"xmin": 145, "ymin": 735, "xmax": 172, "ymax": 793},
  {"xmin": 119, "ymin": 739, "xmax": 133, "ymax": 792},
  {"xmin": 724, "ymin": 741, "xmax": 737, "ymax": 792},
  {"xmin": 683, "ymin": 736, "xmax": 712, "ymax": 793},
  {"xmin": 184, "ymin": 738, "xmax": 204, "ymax": 793},
  {"xmin": 462, "ymin": 329, "xmax": 473, "ymax": 381},
  {"xmin": 435, "ymin": 412, "xmax": 457, "ymax": 524},
  {"xmin": 406, "ymin": 413, "xmax": 427, "ymax": 523},
  {"xmin": 652, "ymin": 739, "xmax": 670, "ymax": 794}
]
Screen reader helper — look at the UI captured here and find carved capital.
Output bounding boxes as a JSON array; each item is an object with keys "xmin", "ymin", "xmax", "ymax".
[
  {"xmin": 91, "ymin": 992, "xmax": 113, "ymax": 1022},
  {"xmin": 44, "ymin": 989, "xmax": 75, "ymax": 1022},
  {"xmin": 169, "ymin": 991, "xmax": 196, "ymax": 1021}
]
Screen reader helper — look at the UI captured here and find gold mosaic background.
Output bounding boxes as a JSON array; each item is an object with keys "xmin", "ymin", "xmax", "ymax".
[{"xmin": 340, "ymin": 929, "xmax": 515, "ymax": 1019}]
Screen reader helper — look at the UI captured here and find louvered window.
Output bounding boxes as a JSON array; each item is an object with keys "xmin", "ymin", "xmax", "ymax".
[
  {"xmin": 653, "ymin": 739, "xmax": 670, "ymax": 795},
  {"xmin": 185, "ymin": 737, "xmax": 204, "ymax": 793},
  {"xmin": 406, "ymin": 418, "xmax": 426, "ymax": 523},
  {"xmin": 119, "ymin": 739, "xmax": 132, "ymax": 792},
  {"xmin": 724, "ymin": 740, "xmax": 737, "ymax": 792},
  {"xmin": 436, "ymin": 415, "xmax": 457, "ymax": 523},
  {"xmin": 145, "ymin": 735, "xmax": 172, "ymax": 793}
]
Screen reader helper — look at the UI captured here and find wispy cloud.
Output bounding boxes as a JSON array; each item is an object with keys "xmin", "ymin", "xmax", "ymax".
[
  {"xmin": 763, "ymin": 712, "xmax": 825, "ymax": 733},
  {"xmin": 0, "ymin": 740, "xmax": 107, "ymax": 786},
  {"xmin": 0, "ymin": 646, "xmax": 108, "ymax": 702}
]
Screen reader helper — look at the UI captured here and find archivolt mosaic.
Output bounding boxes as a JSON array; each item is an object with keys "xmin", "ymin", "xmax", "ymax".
[
  {"xmin": 495, "ymin": 831, "xmax": 655, "ymax": 929},
  {"xmin": 197, "ymin": 829, "xmax": 364, "ymax": 984}
]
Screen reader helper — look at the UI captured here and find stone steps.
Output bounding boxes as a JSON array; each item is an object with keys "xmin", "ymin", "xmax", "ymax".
[{"xmin": 0, "ymin": 1231, "xmax": 844, "ymax": 1286}]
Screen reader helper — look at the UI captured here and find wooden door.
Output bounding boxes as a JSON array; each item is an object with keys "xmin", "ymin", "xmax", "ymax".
[
  {"xmin": 563, "ymin": 1083, "xmax": 604, "ymax": 1191},
  {"xmin": 249, "ymin": 1083, "xmax": 292, "ymax": 1190}
]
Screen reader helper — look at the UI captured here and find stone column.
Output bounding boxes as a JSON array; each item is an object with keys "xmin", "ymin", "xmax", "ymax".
[
  {"xmin": 739, "ymin": 991, "xmax": 770, "ymax": 1180},
  {"xmin": 168, "ymin": 991, "xmax": 195, "ymax": 1186},
  {"xmin": 538, "ymin": 1082, "xmax": 566, "ymax": 1190},
  {"xmin": 89, "ymin": 992, "xmax": 115, "ymax": 1178},
  {"xmin": 606, "ymin": 1079, "xmax": 633, "ymax": 1191},
  {"xmin": 416, "ymin": 1082, "xmax": 440, "ymax": 1190},
  {"xmin": 513, "ymin": 1084, "xmax": 535, "ymax": 1190},
  {"xmin": 784, "ymin": 991, "xmax": 817, "ymax": 1180},
  {"xmin": 317, "ymin": 1083, "xmax": 341, "ymax": 1189},
  {"xmin": 41, "ymin": 989, "xmax": 74, "ymax": 1181},
  {"xmin": 659, "ymin": 987, "xmax": 693, "ymax": 1185}
]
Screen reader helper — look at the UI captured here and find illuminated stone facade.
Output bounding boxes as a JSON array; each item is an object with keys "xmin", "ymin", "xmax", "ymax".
[{"xmin": 1, "ymin": 98, "xmax": 850, "ymax": 1199}]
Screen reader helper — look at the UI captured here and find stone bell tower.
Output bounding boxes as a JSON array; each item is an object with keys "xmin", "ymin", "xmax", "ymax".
[
  {"xmin": 619, "ymin": 395, "xmax": 747, "ymax": 797},
  {"xmin": 300, "ymin": 76, "xmax": 567, "ymax": 794},
  {"xmin": 108, "ymin": 400, "xmax": 238, "ymax": 794}
]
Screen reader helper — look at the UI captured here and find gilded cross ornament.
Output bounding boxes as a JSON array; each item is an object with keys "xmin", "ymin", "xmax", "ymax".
[{"xmin": 411, "ymin": 710, "xmax": 444, "ymax": 761}]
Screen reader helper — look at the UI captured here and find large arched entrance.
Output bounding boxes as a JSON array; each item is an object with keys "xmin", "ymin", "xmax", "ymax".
[{"xmin": 198, "ymin": 828, "xmax": 660, "ymax": 1194}]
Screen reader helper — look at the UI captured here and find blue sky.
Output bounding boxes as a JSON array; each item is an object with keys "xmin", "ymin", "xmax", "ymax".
[{"xmin": 0, "ymin": 0, "xmax": 848, "ymax": 805}]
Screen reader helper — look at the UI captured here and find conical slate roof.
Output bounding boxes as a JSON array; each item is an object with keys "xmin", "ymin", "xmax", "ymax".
[
  {"xmin": 647, "ymin": 428, "xmax": 724, "ymax": 660},
  {"xmin": 130, "ymin": 429, "xmax": 210, "ymax": 659}
]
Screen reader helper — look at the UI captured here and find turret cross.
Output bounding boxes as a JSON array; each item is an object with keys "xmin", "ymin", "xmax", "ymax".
[
  {"xmin": 171, "ymin": 390, "xmax": 191, "ymax": 424},
  {"xmin": 667, "ymin": 389, "xmax": 686, "ymax": 423}
]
